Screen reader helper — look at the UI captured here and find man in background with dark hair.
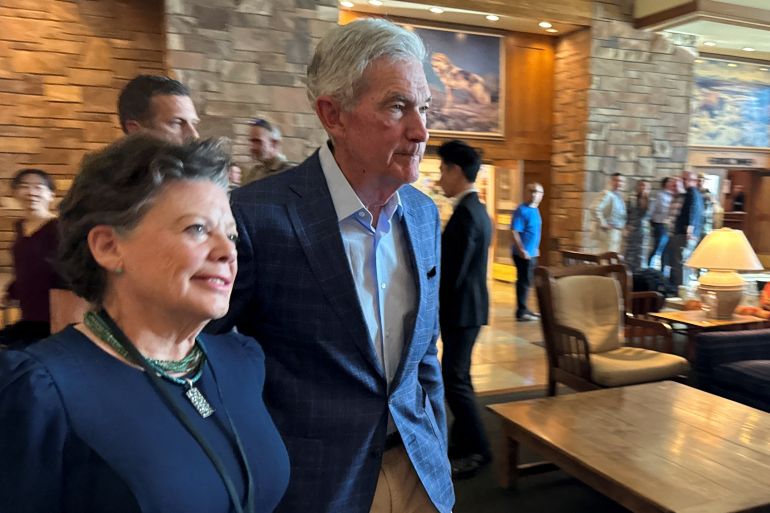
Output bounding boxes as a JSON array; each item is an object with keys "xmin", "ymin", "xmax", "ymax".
[
  {"xmin": 51, "ymin": 74, "xmax": 201, "ymax": 333},
  {"xmin": 117, "ymin": 74, "xmax": 200, "ymax": 144},
  {"xmin": 669, "ymin": 170, "xmax": 704, "ymax": 288},
  {"xmin": 648, "ymin": 176, "xmax": 675, "ymax": 269},
  {"xmin": 437, "ymin": 139, "xmax": 492, "ymax": 479},
  {"xmin": 242, "ymin": 118, "xmax": 293, "ymax": 184}
]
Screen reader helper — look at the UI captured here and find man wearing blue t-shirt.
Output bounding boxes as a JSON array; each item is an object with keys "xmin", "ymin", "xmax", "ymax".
[{"xmin": 511, "ymin": 183, "xmax": 544, "ymax": 321}]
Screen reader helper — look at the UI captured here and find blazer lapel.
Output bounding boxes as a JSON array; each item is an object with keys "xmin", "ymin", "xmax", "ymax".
[
  {"xmin": 390, "ymin": 201, "xmax": 426, "ymax": 387},
  {"xmin": 286, "ymin": 165, "xmax": 384, "ymax": 379}
]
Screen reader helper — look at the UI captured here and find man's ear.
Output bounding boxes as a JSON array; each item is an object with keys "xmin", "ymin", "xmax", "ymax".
[
  {"xmin": 315, "ymin": 95, "xmax": 345, "ymax": 140},
  {"xmin": 87, "ymin": 225, "xmax": 124, "ymax": 273},
  {"xmin": 123, "ymin": 120, "xmax": 143, "ymax": 135}
]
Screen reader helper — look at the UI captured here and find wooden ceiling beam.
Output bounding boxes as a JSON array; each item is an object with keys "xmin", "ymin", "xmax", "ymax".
[{"xmin": 406, "ymin": 0, "xmax": 593, "ymax": 27}]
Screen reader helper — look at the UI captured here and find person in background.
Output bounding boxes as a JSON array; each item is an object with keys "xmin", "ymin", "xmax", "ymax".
[
  {"xmin": 511, "ymin": 183, "xmax": 544, "ymax": 322},
  {"xmin": 662, "ymin": 176, "xmax": 685, "ymax": 281},
  {"xmin": 117, "ymin": 74, "xmax": 200, "ymax": 144},
  {"xmin": 669, "ymin": 171, "xmax": 704, "ymax": 288},
  {"xmin": 50, "ymin": 75, "xmax": 203, "ymax": 333},
  {"xmin": 0, "ymin": 169, "xmax": 59, "ymax": 345},
  {"xmin": 436, "ymin": 140, "xmax": 492, "ymax": 479},
  {"xmin": 592, "ymin": 172, "xmax": 627, "ymax": 253},
  {"xmin": 0, "ymin": 135, "xmax": 289, "ymax": 513},
  {"xmin": 623, "ymin": 179, "xmax": 650, "ymax": 271},
  {"xmin": 228, "ymin": 164, "xmax": 243, "ymax": 193},
  {"xmin": 647, "ymin": 176, "xmax": 675, "ymax": 269},
  {"xmin": 697, "ymin": 172, "xmax": 714, "ymax": 240},
  {"xmin": 208, "ymin": 19, "xmax": 453, "ymax": 513},
  {"xmin": 731, "ymin": 183, "xmax": 745, "ymax": 212},
  {"xmin": 241, "ymin": 118, "xmax": 293, "ymax": 185}
]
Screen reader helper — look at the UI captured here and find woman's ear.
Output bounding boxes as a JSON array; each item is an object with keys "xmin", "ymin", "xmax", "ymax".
[{"xmin": 87, "ymin": 225, "xmax": 123, "ymax": 273}]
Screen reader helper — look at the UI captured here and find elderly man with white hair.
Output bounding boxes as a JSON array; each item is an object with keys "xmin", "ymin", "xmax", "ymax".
[{"xmin": 209, "ymin": 18, "xmax": 453, "ymax": 513}]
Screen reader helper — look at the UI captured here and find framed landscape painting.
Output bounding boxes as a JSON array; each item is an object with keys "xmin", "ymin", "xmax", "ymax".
[
  {"xmin": 405, "ymin": 24, "xmax": 505, "ymax": 139},
  {"xmin": 690, "ymin": 58, "xmax": 770, "ymax": 148}
]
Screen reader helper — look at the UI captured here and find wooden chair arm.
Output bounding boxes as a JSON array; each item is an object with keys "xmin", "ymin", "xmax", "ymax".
[
  {"xmin": 625, "ymin": 313, "xmax": 674, "ymax": 353},
  {"xmin": 552, "ymin": 324, "xmax": 592, "ymax": 380},
  {"xmin": 629, "ymin": 291, "xmax": 664, "ymax": 317}
]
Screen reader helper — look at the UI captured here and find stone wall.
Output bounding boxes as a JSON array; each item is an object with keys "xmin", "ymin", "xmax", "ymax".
[
  {"xmin": 165, "ymin": 0, "xmax": 336, "ymax": 167},
  {"xmin": 550, "ymin": 28, "xmax": 592, "ymax": 260},
  {"xmin": 551, "ymin": 0, "xmax": 695, "ymax": 254}
]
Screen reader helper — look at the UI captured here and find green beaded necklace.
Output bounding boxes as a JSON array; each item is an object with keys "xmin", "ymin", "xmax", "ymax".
[
  {"xmin": 84, "ymin": 310, "xmax": 215, "ymax": 418},
  {"xmin": 84, "ymin": 311, "xmax": 203, "ymax": 375}
]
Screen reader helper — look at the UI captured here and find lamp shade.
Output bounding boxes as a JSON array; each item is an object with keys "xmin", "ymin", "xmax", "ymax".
[{"xmin": 686, "ymin": 228, "xmax": 763, "ymax": 271}]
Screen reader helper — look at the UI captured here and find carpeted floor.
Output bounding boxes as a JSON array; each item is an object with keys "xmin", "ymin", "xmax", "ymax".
[{"xmin": 450, "ymin": 390, "xmax": 631, "ymax": 513}]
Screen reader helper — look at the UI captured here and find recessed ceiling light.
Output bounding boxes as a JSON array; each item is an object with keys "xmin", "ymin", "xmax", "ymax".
[
  {"xmin": 429, "ymin": 6, "xmax": 444, "ymax": 13},
  {"xmin": 368, "ymin": 0, "xmax": 382, "ymax": 5},
  {"xmin": 340, "ymin": 0, "xmax": 354, "ymax": 6},
  {"xmin": 761, "ymin": 67, "xmax": 769, "ymax": 71},
  {"xmin": 703, "ymin": 41, "xmax": 717, "ymax": 46},
  {"xmin": 727, "ymin": 63, "xmax": 738, "ymax": 67},
  {"xmin": 546, "ymin": 28, "xmax": 559, "ymax": 33},
  {"xmin": 486, "ymin": 14, "xmax": 499, "ymax": 21},
  {"xmin": 538, "ymin": 21, "xmax": 552, "ymax": 29},
  {"xmin": 743, "ymin": 47, "xmax": 756, "ymax": 52}
]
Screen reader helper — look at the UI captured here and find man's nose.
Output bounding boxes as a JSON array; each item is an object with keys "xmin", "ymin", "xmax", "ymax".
[
  {"xmin": 407, "ymin": 110, "xmax": 428, "ymax": 142},
  {"xmin": 186, "ymin": 123, "xmax": 200, "ymax": 140}
]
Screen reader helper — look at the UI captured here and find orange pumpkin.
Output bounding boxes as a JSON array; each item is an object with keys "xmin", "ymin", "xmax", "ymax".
[
  {"xmin": 683, "ymin": 300, "xmax": 702, "ymax": 311},
  {"xmin": 762, "ymin": 282, "xmax": 770, "ymax": 310},
  {"xmin": 735, "ymin": 305, "xmax": 762, "ymax": 316}
]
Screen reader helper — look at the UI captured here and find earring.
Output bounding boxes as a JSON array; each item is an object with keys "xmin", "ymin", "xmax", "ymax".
[{"xmin": 114, "ymin": 267, "xmax": 124, "ymax": 275}]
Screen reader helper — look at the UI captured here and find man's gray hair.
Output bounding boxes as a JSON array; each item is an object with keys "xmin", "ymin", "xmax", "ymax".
[{"xmin": 307, "ymin": 18, "xmax": 427, "ymax": 110}]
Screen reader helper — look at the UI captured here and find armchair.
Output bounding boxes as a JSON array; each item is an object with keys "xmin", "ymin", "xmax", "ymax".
[
  {"xmin": 694, "ymin": 329, "xmax": 770, "ymax": 412},
  {"xmin": 535, "ymin": 264, "xmax": 689, "ymax": 395}
]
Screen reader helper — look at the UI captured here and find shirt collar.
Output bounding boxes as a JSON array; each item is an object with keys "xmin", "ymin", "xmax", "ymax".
[
  {"xmin": 452, "ymin": 187, "xmax": 477, "ymax": 209},
  {"xmin": 319, "ymin": 141, "xmax": 402, "ymax": 223}
]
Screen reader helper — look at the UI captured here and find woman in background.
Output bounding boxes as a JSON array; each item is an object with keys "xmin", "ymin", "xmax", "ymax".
[
  {"xmin": 624, "ymin": 179, "xmax": 650, "ymax": 271},
  {"xmin": 1, "ymin": 168, "xmax": 58, "ymax": 345},
  {"xmin": 0, "ymin": 135, "xmax": 288, "ymax": 513}
]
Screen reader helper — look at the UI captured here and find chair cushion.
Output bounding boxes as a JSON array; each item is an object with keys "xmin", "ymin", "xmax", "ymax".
[
  {"xmin": 553, "ymin": 275, "xmax": 622, "ymax": 353},
  {"xmin": 590, "ymin": 347, "xmax": 689, "ymax": 387},
  {"xmin": 712, "ymin": 360, "xmax": 770, "ymax": 399}
]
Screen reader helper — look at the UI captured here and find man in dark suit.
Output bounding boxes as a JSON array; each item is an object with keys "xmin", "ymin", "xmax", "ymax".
[
  {"xmin": 437, "ymin": 140, "xmax": 492, "ymax": 479},
  {"xmin": 209, "ymin": 19, "xmax": 453, "ymax": 513}
]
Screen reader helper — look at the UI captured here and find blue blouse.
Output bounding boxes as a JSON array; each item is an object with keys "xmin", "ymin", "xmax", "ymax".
[{"xmin": 0, "ymin": 327, "xmax": 289, "ymax": 513}]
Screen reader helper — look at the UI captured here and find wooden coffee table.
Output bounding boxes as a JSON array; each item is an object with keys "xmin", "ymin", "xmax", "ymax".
[
  {"xmin": 648, "ymin": 310, "xmax": 768, "ymax": 360},
  {"xmin": 489, "ymin": 382, "xmax": 770, "ymax": 513}
]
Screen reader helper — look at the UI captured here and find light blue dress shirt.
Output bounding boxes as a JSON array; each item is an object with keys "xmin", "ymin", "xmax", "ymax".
[{"xmin": 318, "ymin": 142, "xmax": 417, "ymax": 388}]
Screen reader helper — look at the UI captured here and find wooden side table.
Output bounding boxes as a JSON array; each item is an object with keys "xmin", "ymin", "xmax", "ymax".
[{"xmin": 648, "ymin": 310, "xmax": 769, "ymax": 361}]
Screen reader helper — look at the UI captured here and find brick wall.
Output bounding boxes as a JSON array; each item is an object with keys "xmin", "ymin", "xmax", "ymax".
[
  {"xmin": 550, "ymin": 28, "xmax": 591, "ymax": 260},
  {"xmin": 0, "ymin": 0, "xmax": 165, "ymax": 270},
  {"xmin": 551, "ymin": 0, "xmax": 695, "ymax": 255},
  {"xmin": 165, "ymin": 0, "xmax": 336, "ymax": 167}
]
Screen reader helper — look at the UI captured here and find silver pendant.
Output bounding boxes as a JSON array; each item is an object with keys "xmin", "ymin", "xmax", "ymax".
[{"xmin": 185, "ymin": 380, "xmax": 215, "ymax": 418}]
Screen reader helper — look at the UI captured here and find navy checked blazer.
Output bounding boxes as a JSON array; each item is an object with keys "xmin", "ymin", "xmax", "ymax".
[{"xmin": 210, "ymin": 150, "xmax": 454, "ymax": 513}]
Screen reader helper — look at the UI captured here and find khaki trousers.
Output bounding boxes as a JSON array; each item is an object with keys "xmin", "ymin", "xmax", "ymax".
[
  {"xmin": 369, "ymin": 444, "xmax": 439, "ymax": 513},
  {"xmin": 596, "ymin": 227, "xmax": 623, "ymax": 253}
]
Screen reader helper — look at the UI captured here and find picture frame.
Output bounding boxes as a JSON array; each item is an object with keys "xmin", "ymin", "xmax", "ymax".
[{"xmin": 404, "ymin": 23, "xmax": 505, "ymax": 139}]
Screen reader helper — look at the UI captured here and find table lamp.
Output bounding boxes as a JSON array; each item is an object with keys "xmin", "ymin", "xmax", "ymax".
[{"xmin": 686, "ymin": 228, "xmax": 763, "ymax": 319}]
